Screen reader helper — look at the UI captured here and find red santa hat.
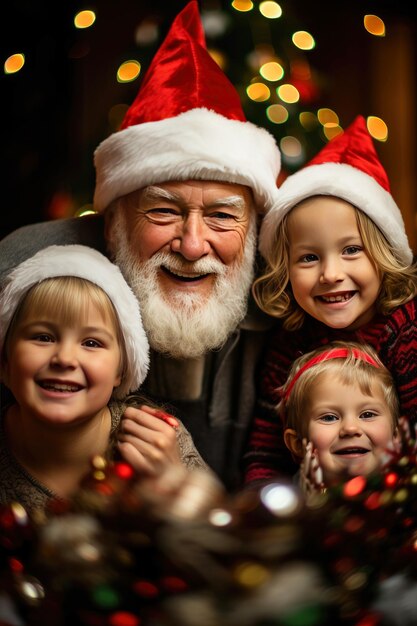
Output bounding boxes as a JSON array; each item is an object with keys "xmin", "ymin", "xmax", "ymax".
[
  {"xmin": 93, "ymin": 0, "xmax": 281, "ymax": 214},
  {"xmin": 0, "ymin": 245, "xmax": 149, "ymax": 398},
  {"xmin": 259, "ymin": 115, "xmax": 413, "ymax": 265}
]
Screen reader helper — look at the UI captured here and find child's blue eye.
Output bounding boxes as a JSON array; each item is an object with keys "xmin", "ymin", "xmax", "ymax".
[
  {"xmin": 344, "ymin": 245, "xmax": 362, "ymax": 255},
  {"xmin": 319, "ymin": 413, "xmax": 338, "ymax": 423},
  {"xmin": 300, "ymin": 253, "xmax": 318, "ymax": 263}
]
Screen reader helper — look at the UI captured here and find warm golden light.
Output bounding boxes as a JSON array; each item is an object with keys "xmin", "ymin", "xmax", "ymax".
[
  {"xmin": 4, "ymin": 53, "xmax": 25, "ymax": 74},
  {"xmin": 266, "ymin": 104, "xmax": 288, "ymax": 124},
  {"xmin": 260, "ymin": 61, "xmax": 284, "ymax": 82},
  {"xmin": 317, "ymin": 108, "xmax": 339, "ymax": 126},
  {"xmin": 367, "ymin": 116, "xmax": 388, "ymax": 142},
  {"xmin": 292, "ymin": 31, "xmax": 315, "ymax": 50},
  {"xmin": 232, "ymin": 0, "xmax": 254, "ymax": 12},
  {"xmin": 247, "ymin": 82, "xmax": 270, "ymax": 101},
  {"xmin": 259, "ymin": 1, "xmax": 282, "ymax": 19},
  {"xmin": 364, "ymin": 15, "xmax": 385, "ymax": 37},
  {"xmin": 117, "ymin": 60, "xmax": 141, "ymax": 83},
  {"xmin": 299, "ymin": 111, "xmax": 318, "ymax": 130},
  {"xmin": 323, "ymin": 124, "xmax": 343, "ymax": 140},
  {"xmin": 277, "ymin": 83, "xmax": 299, "ymax": 103},
  {"xmin": 233, "ymin": 562, "xmax": 269, "ymax": 587},
  {"xmin": 74, "ymin": 10, "xmax": 96, "ymax": 29}
]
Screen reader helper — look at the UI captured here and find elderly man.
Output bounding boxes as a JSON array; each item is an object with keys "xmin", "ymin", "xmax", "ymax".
[{"xmin": 0, "ymin": 1, "xmax": 281, "ymax": 490}]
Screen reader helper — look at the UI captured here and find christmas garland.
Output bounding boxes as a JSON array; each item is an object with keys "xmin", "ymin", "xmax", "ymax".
[{"xmin": 1, "ymin": 424, "xmax": 417, "ymax": 626}]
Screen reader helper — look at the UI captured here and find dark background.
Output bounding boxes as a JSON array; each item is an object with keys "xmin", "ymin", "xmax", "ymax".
[{"xmin": 2, "ymin": 0, "xmax": 416, "ymax": 253}]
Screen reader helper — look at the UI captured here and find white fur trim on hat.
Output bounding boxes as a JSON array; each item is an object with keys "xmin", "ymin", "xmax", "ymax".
[
  {"xmin": 0, "ymin": 245, "xmax": 149, "ymax": 398},
  {"xmin": 94, "ymin": 108, "xmax": 281, "ymax": 214},
  {"xmin": 260, "ymin": 162, "xmax": 413, "ymax": 265}
]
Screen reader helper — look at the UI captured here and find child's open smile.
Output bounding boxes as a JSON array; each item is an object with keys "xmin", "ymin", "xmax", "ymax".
[{"xmin": 288, "ymin": 196, "xmax": 382, "ymax": 331}]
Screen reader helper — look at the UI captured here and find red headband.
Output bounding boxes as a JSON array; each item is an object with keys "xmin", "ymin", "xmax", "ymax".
[{"xmin": 283, "ymin": 348, "xmax": 380, "ymax": 402}]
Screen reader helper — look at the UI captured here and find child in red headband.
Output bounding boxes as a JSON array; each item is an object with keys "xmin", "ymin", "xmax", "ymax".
[
  {"xmin": 280, "ymin": 342, "xmax": 400, "ymax": 491},
  {"xmin": 244, "ymin": 116, "xmax": 416, "ymax": 486}
]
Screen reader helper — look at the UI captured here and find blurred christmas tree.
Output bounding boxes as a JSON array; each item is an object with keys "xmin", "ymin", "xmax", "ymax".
[
  {"xmin": 201, "ymin": 0, "xmax": 326, "ymax": 176},
  {"xmin": 122, "ymin": 0, "xmax": 329, "ymax": 180},
  {"xmin": 2, "ymin": 0, "xmax": 395, "ymax": 228}
]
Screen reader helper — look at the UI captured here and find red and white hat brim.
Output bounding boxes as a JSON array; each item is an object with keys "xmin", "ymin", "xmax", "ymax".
[
  {"xmin": 260, "ymin": 162, "xmax": 413, "ymax": 265},
  {"xmin": 0, "ymin": 245, "xmax": 149, "ymax": 398},
  {"xmin": 94, "ymin": 108, "xmax": 281, "ymax": 214}
]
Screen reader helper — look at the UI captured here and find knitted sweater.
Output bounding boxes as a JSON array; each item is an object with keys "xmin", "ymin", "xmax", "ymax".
[
  {"xmin": 244, "ymin": 298, "xmax": 417, "ymax": 485},
  {"xmin": 0, "ymin": 400, "xmax": 209, "ymax": 513}
]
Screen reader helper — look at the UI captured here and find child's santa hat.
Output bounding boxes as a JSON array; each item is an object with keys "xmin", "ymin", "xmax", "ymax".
[
  {"xmin": 94, "ymin": 0, "xmax": 281, "ymax": 214},
  {"xmin": 259, "ymin": 115, "xmax": 413, "ymax": 265},
  {"xmin": 0, "ymin": 245, "xmax": 149, "ymax": 398}
]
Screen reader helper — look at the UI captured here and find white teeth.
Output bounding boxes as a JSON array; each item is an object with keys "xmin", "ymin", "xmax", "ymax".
[
  {"xmin": 321, "ymin": 293, "xmax": 351, "ymax": 303},
  {"xmin": 42, "ymin": 383, "xmax": 80, "ymax": 392}
]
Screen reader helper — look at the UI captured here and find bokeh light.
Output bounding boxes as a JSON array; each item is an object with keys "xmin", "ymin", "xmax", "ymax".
[
  {"xmin": 247, "ymin": 82, "xmax": 270, "ymax": 101},
  {"xmin": 259, "ymin": 2, "xmax": 282, "ymax": 19},
  {"xmin": 209, "ymin": 508, "xmax": 233, "ymax": 526},
  {"xmin": 74, "ymin": 10, "xmax": 96, "ymax": 29},
  {"xmin": 109, "ymin": 612, "xmax": 139, "ymax": 626},
  {"xmin": 135, "ymin": 19, "xmax": 159, "ymax": 45},
  {"xmin": 117, "ymin": 60, "xmax": 141, "ymax": 83},
  {"xmin": 266, "ymin": 104, "xmax": 288, "ymax": 124},
  {"xmin": 4, "ymin": 53, "xmax": 25, "ymax": 75},
  {"xmin": 292, "ymin": 31, "xmax": 315, "ymax": 50},
  {"xmin": 233, "ymin": 561, "xmax": 270, "ymax": 587},
  {"xmin": 367, "ymin": 115, "xmax": 388, "ymax": 142},
  {"xmin": 343, "ymin": 476, "xmax": 367, "ymax": 498},
  {"xmin": 260, "ymin": 483, "xmax": 302, "ymax": 516},
  {"xmin": 232, "ymin": 0, "xmax": 254, "ymax": 12},
  {"xmin": 364, "ymin": 15, "xmax": 385, "ymax": 37},
  {"xmin": 280, "ymin": 136, "xmax": 305, "ymax": 166},
  {"xmin": 277, "ymin": 83, "xmax": 300, "ymax": 103},
  {"xmin": 260, "ymin": 61, "xmax": 284, "ymax": 81},
  {"xmin": 323, "ymin": 124, "xmax": 343, "ymax": 140},
  {"xmin": 317, "ymin": 107, "xmax": 339, "ymax": 126},
  {"xmin": 299, "ymin": 111, "xmax": 318, "ymax": 130}
]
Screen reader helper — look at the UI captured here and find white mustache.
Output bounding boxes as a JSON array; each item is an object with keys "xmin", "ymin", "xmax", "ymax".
[{"xmin": 149, "ymin": 252, "xmax": 226, "ymax": 277}]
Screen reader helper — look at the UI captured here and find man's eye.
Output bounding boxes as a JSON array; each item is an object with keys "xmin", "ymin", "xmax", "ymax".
[
  {"xmin": 208, "ymin": 212, "xmax": 235, "ymax": 220},
  {"xmin": 147, "ymin": 208, "xmax": 178, "ymax": 215}
]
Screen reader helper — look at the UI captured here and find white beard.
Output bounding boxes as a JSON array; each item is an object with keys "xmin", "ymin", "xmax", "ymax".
[{"xmin": 110, "ymin": 213, "xmax": 257, "ymax": 359}]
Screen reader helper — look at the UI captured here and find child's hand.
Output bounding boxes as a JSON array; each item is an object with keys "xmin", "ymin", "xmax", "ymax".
[
  {"xmin": 299, "ymin": 440, "xmax": 325, "ymax": 494},
  {"xmin": 117, "ymin": 405, "xmax": 183, "ymax": 477}
]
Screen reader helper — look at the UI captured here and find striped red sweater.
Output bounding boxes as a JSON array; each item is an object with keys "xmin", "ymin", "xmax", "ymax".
[{"xmin": 244, "ymin": 297, "xmax": 417, "ymax": 485}]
